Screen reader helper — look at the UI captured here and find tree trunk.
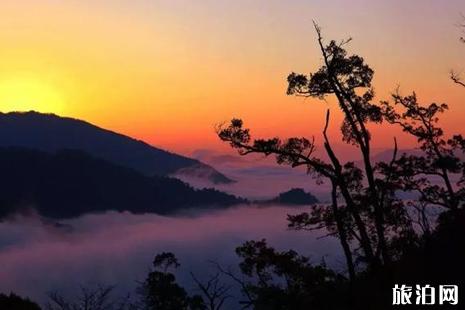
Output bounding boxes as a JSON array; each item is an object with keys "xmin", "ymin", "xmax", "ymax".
[{"xmin": 330, "ymin": 180, "xmax": 356, "ymax": 281}]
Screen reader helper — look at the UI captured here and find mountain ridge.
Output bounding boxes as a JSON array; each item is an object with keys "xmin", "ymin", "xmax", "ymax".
[{"xmin": 0, "ymin": 111, "xmax": 233, "ymax": 184}]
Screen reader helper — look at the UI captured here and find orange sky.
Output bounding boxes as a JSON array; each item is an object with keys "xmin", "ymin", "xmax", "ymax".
[{"xmin": 0, "ymin": 0, "xmax": 464, "ymax": 155}]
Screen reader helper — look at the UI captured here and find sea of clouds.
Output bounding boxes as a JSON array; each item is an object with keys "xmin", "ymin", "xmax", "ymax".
[{"xmin": 0, "ymin": 205, "xmax": 342, "ymax": 306}]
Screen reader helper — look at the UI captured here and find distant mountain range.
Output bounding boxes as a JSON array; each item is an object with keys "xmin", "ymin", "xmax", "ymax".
[
  {"xmin": 0, "ymin": 111, "xmax": 233, "ymax": 184},
  {"xmin": 0, "ymin": 147, "xmax": 244, "ymax": 219},
  {"xmin": 0, "ymin": 112, "xmax": 326, "ymax": 219}
]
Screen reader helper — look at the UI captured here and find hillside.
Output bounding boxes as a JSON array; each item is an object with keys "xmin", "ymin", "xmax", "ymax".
[
  {"xmin": 259, "ymin": 188, "xmax": 319, "ymax": 206},
  {"xmin": 0, "ymin": 111, "xmax": 233, "ymax": 184},
  {"xmin": 0, "ymin": 147, "xmax": 244, "ymax": 219}
]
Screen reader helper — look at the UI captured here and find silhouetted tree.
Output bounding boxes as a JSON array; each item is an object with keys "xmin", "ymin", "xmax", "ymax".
[
  {"xmin": 451, "ymin": 14, "xmax": 465, "ymax": 87},
  {"xmin": 190, "ymin": 273, "xmax": 231, "ymax": 310},
  {"xmin": 0, "ymin": 293, "xmax": 41, "ymax": 310},
  {"xmin": 140, "ymin": 252, "xmax": 205, "ymax": 310},
  {"xmin": 45, "ymin": 285, "xmax": 134, "ymax": 310},
  {"xmin": 218, "ymin": 23, "xmax": 397, "ymax": 273},
  {"xmin": 217, "ymin": 22, "xmax": 464, "ymax": 286},
  {"xmin": 380, "ymin": 92, "xmax": 464, "ymax": 211},
  {"xmin": 215, "ymin": 240, "xmax": 347, "ymax": 310},
  {"xmin": 450, "ymin": 71, "xmax": 465, "ymax": 87}
]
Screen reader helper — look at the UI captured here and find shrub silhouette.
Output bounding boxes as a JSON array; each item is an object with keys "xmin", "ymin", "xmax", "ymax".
[{"xmin": 0, "ymin": 293, "xmax": 41, "ymax": 310}]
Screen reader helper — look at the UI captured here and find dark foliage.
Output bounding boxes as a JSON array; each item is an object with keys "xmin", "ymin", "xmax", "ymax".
[
  {"xmin": 348, "ymin": 209, "xmax": 465, "ymax": 309},
  {"xmin": 190, "ymin": 272, "xmax": 231, "ymax": 310},
  {"xmin": 0, "ymin": 147, "xmax": 245, "ymax": 219},
  {"xmin": 217, "ymin": 22, "xmax": 464, "ymax": 309},
  {"xmin": 139, "ymin": 253, "xmax": 206, "ymax": 310},
  {"xmin": 0, "ymin": 293, "xmax": 41, "ymax": 310},
  {"xmin": 231, "ymin": 239, "xmax": 348, "ymax": 310},
  {"xmin": 45, "ymin": 285, "xmax": 135, "ymax": 310},
  {"xmin": 218, "ymin": 23, "xmax": 405, "ymax": 274}
]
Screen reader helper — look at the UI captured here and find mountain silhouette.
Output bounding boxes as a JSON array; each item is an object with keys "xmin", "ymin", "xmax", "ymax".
[
  {"xmin": 0, "ymin": 111, "xmax": 233, "ymax": 184},
  {"xmin": 258, "ymin": 188, "xmax": 319, "ymax": 206},
  {"xmin": 0, "ymin": 147, "xmax": 245, "ymax": 219}
]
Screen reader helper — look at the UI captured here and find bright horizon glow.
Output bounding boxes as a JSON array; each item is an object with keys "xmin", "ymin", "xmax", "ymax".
[{"xmin": 0, "ymin": 75, "xmax": 65, "ymax": 114}]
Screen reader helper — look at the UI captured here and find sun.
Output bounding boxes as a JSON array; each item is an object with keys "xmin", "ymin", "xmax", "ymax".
[{"xmin": 0, "ymin": 75, "xmax": 65, "ymax": 114}]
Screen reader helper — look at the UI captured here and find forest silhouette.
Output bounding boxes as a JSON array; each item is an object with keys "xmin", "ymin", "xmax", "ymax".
[
  {"xmin": 0, "ymin": 147, "xmax": 243, "ymax": 218},
  {"xmin": 2, "ymin": 23, "xmax": 465, "ymax": 309}
]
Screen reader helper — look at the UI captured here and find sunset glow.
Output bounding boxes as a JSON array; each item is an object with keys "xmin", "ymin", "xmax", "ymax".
[
  {"xmin": 0, "ymin": 0, "xmax": 463, "ymax": 153},
  {"xmin": 0, "ymin": 75, "xmax": 65, "ymax": 114},
  {"xmin": 0, "ymin": 2, "xmax": 464, "ymax": 307}
]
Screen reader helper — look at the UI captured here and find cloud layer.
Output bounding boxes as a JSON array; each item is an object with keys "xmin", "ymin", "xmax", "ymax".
[{"xmin": 0, "ymin": 205, "xmax": 341, "ymax": 305}]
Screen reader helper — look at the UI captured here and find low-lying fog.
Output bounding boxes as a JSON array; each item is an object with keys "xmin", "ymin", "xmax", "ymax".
[{"xmin": 0, "ymin": 205, "xmax": 341, "ymax": 305}]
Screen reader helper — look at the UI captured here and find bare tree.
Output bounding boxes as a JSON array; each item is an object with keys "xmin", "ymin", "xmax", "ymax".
[
  {"xmin": 211, "ymin": 262, "xmax": 255, "ymax": 310},
  {"xmin": 190, "ymin": 272, "xmax": 231, "ymax": 310},
  {"xmin": 450, "ymin": 14, "xmax": 465, "ymax": 87},
  {"xmin": 450, "ymin": 71, "xmax": 465, "ymax": 87},
  {"xmin": 45, "ymin": 285, "xmax": 134, "ymax": 310}
]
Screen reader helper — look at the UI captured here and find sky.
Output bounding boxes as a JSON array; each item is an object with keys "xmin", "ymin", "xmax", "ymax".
[{"xmin": 0, "ymin": 0, "xmax": 464, "ymax": 155}]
